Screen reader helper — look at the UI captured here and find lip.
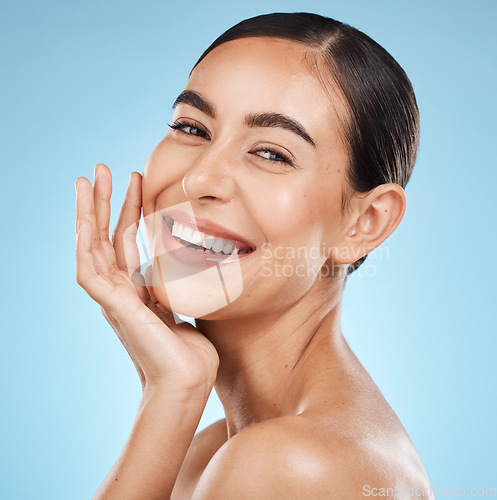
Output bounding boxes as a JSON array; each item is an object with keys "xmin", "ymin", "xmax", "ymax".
[
  {"xmin": 163, "ymin": 209, "xmax": 257, "ymax": 252},
  {"xmin": 158, "ymin": 209, "xmax": 256, "ymax": 267}
]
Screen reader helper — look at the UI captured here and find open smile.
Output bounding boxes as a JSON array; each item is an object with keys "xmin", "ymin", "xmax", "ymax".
[{"xmin": 161, "ymin": 210, "xmax": 256, "ymax": 265}]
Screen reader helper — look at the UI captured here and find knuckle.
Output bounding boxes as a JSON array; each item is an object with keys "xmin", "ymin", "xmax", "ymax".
[
  {"xmin": 97, "ymin": 193, "xmax": 111, "ymax": 202},
  {"xmin": 98, "ymin": 227, "xmax": 110, "ymax": 240},
  {"xmin": 112, "ymin": 229, "xmax": 122, "ymax": 244}
]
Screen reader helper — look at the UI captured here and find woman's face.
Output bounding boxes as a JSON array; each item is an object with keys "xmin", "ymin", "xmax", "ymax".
[{"xmin": 142, "ymin": 37, "xmax": 351, "ymax": 320}]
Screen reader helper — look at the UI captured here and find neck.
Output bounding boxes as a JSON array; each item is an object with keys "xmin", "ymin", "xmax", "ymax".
[{"xmin": 196, "ymin": 282, "xmax": 349, "ymax": 438}]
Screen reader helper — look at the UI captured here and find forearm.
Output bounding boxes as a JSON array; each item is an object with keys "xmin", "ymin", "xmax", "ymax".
[{"xmin": 93, "ymin": 386, "xmax": 211, "ymax": 500}]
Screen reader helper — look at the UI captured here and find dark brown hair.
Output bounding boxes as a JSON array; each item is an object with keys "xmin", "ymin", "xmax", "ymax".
[{"xmin": 192, "ymin": 12, "xmax": 420, "ymax": 275}]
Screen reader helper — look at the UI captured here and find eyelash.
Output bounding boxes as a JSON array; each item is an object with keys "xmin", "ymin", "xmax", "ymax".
[
  {"xmin": 168, "ymin": 120, "xmax": 295, "ymax": 167},
  {"xmin": 168, "ymin": 120, "xmax": 209, "ymax": 139}
]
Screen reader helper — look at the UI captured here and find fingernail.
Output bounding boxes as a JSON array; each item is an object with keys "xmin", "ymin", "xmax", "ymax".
[{"xmin": 74, "ymin": 179, "xmax": 78, "ymax": 192}]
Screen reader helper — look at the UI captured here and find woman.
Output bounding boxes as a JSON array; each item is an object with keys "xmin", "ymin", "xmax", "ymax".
[{"xmin": 75, "ymin": 12, "xmax": 432, "ymax": 499}]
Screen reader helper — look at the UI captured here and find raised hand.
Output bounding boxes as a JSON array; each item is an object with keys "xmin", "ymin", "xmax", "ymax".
[{"xmin": 75, "ymin": 164, "xmax": 219, "ymax": 398}]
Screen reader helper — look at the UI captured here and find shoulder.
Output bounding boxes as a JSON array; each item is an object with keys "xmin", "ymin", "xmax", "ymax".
[
  {"xmin": 172, "ymin": 418, "xmax": 228, "ymax": 500},
  {"xmin": 189, "ymin": 417, "xmax": 229, "ymax": 459},
  {"xmin": 191, "ymin": 415, "xmax": 390, "ymax": 500}
]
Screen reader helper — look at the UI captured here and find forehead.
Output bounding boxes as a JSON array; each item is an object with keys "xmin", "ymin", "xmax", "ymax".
[{"xmin": 187, "ymin": 37, "xmax": 345, "ymax": 145}]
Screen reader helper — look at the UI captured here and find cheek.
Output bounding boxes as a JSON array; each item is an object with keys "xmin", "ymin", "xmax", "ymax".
[
  {"xmin": 252, "ymin": 184, "xmax": 321, "ymax": 276},
  {"xmin": 142, "ymin": 141, "xmax": 190, "ymax": 216},
  {"xmin": 255, "ymin": 179, "xmax": 333, "ymax": 243},
  {"xmin": 253, "ymin": 175, "xmax": 346, "ymax": 274},
  {"xmin": 257, "ymin": 182, "xmax": 308, "ymax": 230}
]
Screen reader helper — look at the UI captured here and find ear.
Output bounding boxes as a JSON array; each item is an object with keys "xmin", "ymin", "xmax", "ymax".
[{"xmin": 330, "ymin": 183, "xmax": 406, "ymax": 265}]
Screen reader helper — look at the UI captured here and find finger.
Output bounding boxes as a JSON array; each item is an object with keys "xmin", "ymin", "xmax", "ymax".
[
  {"xmin": 143, "ymin": 266, "xmax": 177, "ymax": 325},
  {"xmin": 144, "ymin": 265, "xmax": 158, "ymax": 303},
  {"xmin": 75, "ymin": 177, "xmax": 112, "ymax": 275},
  {"xmin": 75, "ymin": 176, "xmax": 97, "ymax": 239},
  {"xmin": 75, "ymin": 218, "xmax": 111, "ymax": 304},
  {"xmin": 132, "ymin": 268, "xmax": 150, "ymax": 304},
  {"xmin": 113, "ymin": 172, "xmax": 142, "ymax": 276},
  {"xmin": 93, "ymin": 164, "xmax": 116, "ymax": 265}
]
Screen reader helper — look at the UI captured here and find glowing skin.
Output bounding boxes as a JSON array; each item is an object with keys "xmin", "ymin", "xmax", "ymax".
[
  {"xmin": 140, "ymin": 38, "xmax": 428, "ymax": 498},
  {"xmin": 75, "ymin": 36, "xmax": 431, "ymax": 499},
  {"xmin": 142, "ymin": 37, "xmax": 351, "ymax": 320}
]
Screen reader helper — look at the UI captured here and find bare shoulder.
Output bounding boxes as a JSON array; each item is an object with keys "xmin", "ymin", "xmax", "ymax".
[
  {"xmin": 191, "ymin": 415, "xmax": 433, "ymax": 500},
  {"xmin": 171, "ymin": 418, "xmax": 228, "ymax": 500}
]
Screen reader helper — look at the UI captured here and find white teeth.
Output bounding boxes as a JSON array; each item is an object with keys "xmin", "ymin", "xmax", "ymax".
[
  {"xmin": 203, "ymin": 236, "xmax": 215, "ymax": 250},
  {"xmin": 172, "ymin": 222, "xmax": 182, "ymax": 238},
  {"xmin": 191, "ymin": 229, "xmax": 202, "ymax": 245},
  {"xmin": 169, "ymin": 219, "xmax": 250, "ymax": 256},
  {"xmin": 223, "ymin": 241, "xmax": 235, "ymax": 254},
  {"xmin": 182, "ymin": 225, "xmax": 193, "ymax": 242},
  {"xmin": 212, "ymin": 238, "xmax": 225, "ymax": 253}
]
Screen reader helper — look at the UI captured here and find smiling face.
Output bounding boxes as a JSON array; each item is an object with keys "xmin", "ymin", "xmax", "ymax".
[{"xmin": 142, "ymin": 37, "xmax": 353, "ymax": 320}]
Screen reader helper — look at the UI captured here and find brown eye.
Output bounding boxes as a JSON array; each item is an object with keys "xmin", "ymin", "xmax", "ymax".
[
  {"xmin": 168, "ymin": 121, "xmax": 210, "ymax": 139},
  {"xmin": 255, "ymin": 148, "xmax": 293, "ymax": 166}
]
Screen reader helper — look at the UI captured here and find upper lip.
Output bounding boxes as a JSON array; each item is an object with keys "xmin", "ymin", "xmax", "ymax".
[{"xmin": 162, "ymin": 209, "xmax": 256, "ymax": 251}]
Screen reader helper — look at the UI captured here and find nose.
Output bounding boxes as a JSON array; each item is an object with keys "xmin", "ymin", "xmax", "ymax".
[{"xmin": 182, "ymin": 148, "xmax": 236, "ymax": 205}]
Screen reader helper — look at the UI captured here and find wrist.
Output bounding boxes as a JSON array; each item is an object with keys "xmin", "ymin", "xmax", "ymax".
[{"xmin": 141, "ymin": 379, "xmax": 215, "ymax": 406}]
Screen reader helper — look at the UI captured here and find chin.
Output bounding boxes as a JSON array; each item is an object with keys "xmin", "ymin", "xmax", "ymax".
[{"xmin": 150, "ymin": 255, "xmax": 245, "ymax": 319}]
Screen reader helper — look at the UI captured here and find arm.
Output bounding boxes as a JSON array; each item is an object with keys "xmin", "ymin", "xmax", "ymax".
[
  {"xmin": 93, "ymin": 388, "xmax": 210, "ymax": 500},
  {"xmin": 75, "ymin": 164, "xmax": 219, "ymax": 499}
]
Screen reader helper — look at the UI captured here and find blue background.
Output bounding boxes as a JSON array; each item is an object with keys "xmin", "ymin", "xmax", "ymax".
[{"xmin": 1, "ymin": 0, "xmax": 495, "ymax": 498}]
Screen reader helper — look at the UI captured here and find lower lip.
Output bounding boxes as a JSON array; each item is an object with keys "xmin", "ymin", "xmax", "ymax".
[{"xmin": 160, "ymin": 217, "xmax": 254, "ymax": 268}]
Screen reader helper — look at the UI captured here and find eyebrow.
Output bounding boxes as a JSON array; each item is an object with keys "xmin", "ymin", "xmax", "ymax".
[
  {"xmin": 172, "ymin": 90, "xmax": 316, "ymax": 147},
  {"xmin": 244, "ymin": 113, "xmax": 315, "ymax": 147},
  {"xmin": 173, "ymin": 90, "xmax": 216, "ymax": 118}
]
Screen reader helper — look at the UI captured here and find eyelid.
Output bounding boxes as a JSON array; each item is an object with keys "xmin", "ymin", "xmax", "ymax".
[
  {"xmin": 169, "ymin": 121, "xmax": 298, "ymax": 168},
  {"xmin": 256, "ymin": 148, "xmax": 293, "ymax": 166},
  {"xmin": 169, "ymin": 119, "xmax": 211, "ymax": 139},
  {"xmin": 250, "ymin": 142, "xmax": 296, "ymax": 167}
]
